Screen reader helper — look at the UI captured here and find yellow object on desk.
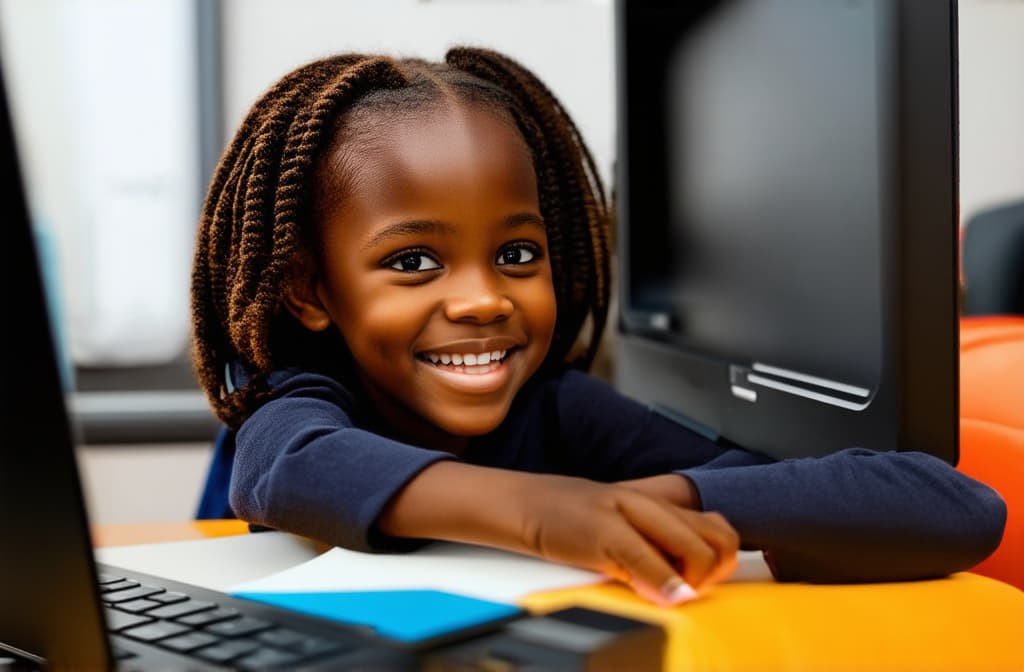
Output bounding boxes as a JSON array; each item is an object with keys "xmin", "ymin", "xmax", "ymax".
[
  {"xmin": 523, "ymin": 574, "xmax": 1024, "ymax": 671},
  {"xmin": 96, "ymin": 522, "xmax": 1024, "ymax": 671}
]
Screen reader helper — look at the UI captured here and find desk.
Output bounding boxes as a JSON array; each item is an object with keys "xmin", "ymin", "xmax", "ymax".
[{"xmin": 95, "ymin": 521, "xmax": 1024, "ymax": 671}]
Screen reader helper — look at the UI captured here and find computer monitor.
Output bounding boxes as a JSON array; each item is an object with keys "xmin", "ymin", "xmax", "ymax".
[{"xmin": 613, "ymin": 0, "xmax": 959, "ymax": 463}]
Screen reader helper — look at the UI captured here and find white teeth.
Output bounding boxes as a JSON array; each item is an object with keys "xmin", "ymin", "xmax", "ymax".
[{"xmin": 422, "ymin": 349, "xmax": 511, "ymax": 366}]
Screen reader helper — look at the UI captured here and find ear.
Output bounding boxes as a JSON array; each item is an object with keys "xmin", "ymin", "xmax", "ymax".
[{"xmin": 282, "ymin": 256, "xmax": 333, "ymax": 332}]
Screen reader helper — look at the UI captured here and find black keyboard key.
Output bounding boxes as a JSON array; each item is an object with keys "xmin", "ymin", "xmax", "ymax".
[
  {"xmin": 122, "ymin": 621, "xmax": 192, "ymax": 642},
  {"xmin": 195, "ymin": 638, "xmax": 262, "ymax": 663},
  {"xmin": 104, "ymin": 607, "xmax": 154, "ymax": 632},
  {"xmin": 96, "ymin": 575, "xmax": 366, "ymax": 667},
  {"xmin": 236, "ymin": 647, "xmax": 303, "ymax": 669},
  {"xmin": 159, "ymin": 631, "xmax": 222, "ymax": 653},
  {"xmin": 146, "ymin": 599, "xmax": 216, "ymax": 619},
  {"xmin": 110, "ymin": 644, "xmax": 137, "ymax": 660},
  {"xmin": 114, "ymin": 598, "xmax": 162, "ymax": 613},
  {"xmin": 103, "ymin": 585, "xmax": 165, "ymax": 604},
  {"xmin": 178, "ymin": 606, "xmax": 241, "ymax": 627},
  {"xmin": 293, "ymin": 637, "xmax": 347, "ymax": 659},
  {"xmin": 256, "ymin": 628, "xmax": 306, "ymax": 649},
  {"xmin": 100, "ymin": 580, "xmax": 139, "ymax": 593},
  {"xmin": 98, "ymin": 572, "xmax": 125, "ymax": 584},
  {"xmin": 256, "ymin": 628, "xmax": 350, "ymax": 659},
  {"xmin": 148, "ymin": 591, "xmax": 189, "ymax": 605},
  {"xmin": 205, "ymin": 616, "xmax": 274, "ymax": 638}
]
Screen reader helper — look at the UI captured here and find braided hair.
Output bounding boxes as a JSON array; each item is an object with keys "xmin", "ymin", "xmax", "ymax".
[{"xmin": 192, "ymin": 48, "xmax": 610, "ymax": 429}]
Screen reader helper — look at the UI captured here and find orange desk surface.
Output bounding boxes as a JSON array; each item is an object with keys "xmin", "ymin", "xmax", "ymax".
[{"xmin": 95, "ymin": 521, "xmax": 1024, "ymax": 671}]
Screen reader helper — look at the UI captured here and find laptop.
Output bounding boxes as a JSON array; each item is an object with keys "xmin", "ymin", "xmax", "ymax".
[{"xmin": 0, "ymin": 57, "xmax": 663, "ymax": 671}]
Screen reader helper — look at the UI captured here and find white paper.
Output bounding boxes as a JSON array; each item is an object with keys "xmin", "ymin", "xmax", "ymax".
[
  {"xmin": 94, "ymin": 532, "xmax": 322, "ymax": 591},
  {"xmin": 230, "ymin": 542, "xmax": 606, "ymax": 605},
  {"xmin": 731, "ymin": 550, "xmax": 775, "ymax": 582},
  {"xmin": 95, "ymin": 533, "xmax": 772, "ymax": 603}
]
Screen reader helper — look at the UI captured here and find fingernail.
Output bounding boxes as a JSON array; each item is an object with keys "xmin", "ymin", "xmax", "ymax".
[{"xmin": 660, "ymin": 577, "xmax": 698, "ymax": 605}]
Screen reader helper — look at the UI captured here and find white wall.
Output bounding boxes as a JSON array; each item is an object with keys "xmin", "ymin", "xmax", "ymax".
[
  {"xmin": 77, "ymin": 443, "xmax": 213, "ymax": 524},
  {"xmin": 958, "ymin": 0, "xmax": 1024, "ymax": 223},
  {"xmin": 219, "ymin": 0, "xmax": 1024, "ymax": 226},
  {"xmin": 0, "ymin": 0, "xmax": 199, "ymax": 367},
  {"xmin": 220, "ymin": 0, "xmax": 616, "ymax": 187}
]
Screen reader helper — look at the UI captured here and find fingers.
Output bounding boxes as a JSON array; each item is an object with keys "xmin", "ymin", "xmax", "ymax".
[
  {"xmin": 517, "ymin": 475, "xmax": 739, "ymax": 608},
  {"xmin": 602, "ymin": 527, "xmax": 699, "ymax": 606},
  {"xmin": 614, "ymin": 493, "xmax": 739, "ymax": 601},
  {"xmin": 671, "ymin": 509, "xmax": 740, "ymax": 588},
  {"xmin": 698, "ymin": 514, "xmax": 740, "ymax": 586}
]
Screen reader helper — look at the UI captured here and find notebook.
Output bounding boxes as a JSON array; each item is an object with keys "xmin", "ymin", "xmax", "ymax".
[{"xmin": 0, "ymin": 51, "xmax": 664, "ymax": 671}]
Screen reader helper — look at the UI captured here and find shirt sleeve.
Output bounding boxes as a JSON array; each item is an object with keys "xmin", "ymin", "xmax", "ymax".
[
  {"xmin": 230, "ymin": 371, "xmax": 454, "ymax": 552},
  {"xmin": 552, "ymin": 371, "xmax": 1007, "ymax": 583},
  {"xmin": 683, "ymin": 448, "xmax": 1007, "ymax": 583}
]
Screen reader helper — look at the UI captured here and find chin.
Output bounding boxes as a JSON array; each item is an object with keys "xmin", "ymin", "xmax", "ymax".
[
  {"xmin": 430, "ymin": 406, "xmax": 511, "ymax": 438},
  {"xmin": 437, "ymin": 418, "xmax": 505, "ymax": 438}
]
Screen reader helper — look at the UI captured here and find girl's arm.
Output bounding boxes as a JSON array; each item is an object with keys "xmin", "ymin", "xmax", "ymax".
[
  {"xmin": 618, "ymin": 449, "xmax": 1007, "ymax": 582},
  {"xmin": 376, "ymin": 460, "xmax": 739, "ymax": 604},
  {"xmin": 552, "ymin": 371, "xmax": 1007, "ymax": 583},
  {"xmin": 231, "ymin": 370, "xmax": 738, "ymax": 603},
  {"xmin": 230, "ymin": 370, "xmax": 453, "ymax": 551},
  {"xmin": 679, "ymin": 448, "xmax": 1006, "ymax": 583}
]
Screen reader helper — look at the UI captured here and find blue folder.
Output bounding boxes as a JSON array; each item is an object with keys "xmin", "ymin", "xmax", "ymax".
[{"xmin": 234, "ymin": 589, "xmax": 524, "ymax": 644}]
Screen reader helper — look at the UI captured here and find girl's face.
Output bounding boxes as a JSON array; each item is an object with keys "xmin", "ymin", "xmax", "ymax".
[{"xmin": 294, "ymin": 104, "xmax": 556, "ymax": 449}]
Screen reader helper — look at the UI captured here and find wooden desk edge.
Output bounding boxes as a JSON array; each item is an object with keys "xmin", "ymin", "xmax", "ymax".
[{"xmin": 92, "ymin": 519, "xmax": 250, "ymax": 547}]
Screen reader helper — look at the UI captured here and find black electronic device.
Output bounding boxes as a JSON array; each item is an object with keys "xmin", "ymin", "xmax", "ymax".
[
  {"xmin": 425, "ymin": 607, "xmax": 665, "ymax": 672},
  {"xmin": 614, "ymin": 0, "xmax": 960, "ymax": 463}
]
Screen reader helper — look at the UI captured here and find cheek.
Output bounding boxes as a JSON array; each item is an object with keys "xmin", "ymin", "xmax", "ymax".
[
  {"xmin": 349, "ymin": 296, "xmax": 426, "ymax": 354},
  {"xmin": 327, "ymin": 273, "xmax": 424, "ymax": 358},
  {"xmin": 529, "ymin": 276, "xmax": 558, "ymax": 349}
]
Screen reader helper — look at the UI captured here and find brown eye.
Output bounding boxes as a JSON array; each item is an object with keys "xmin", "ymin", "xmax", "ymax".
[
  {"xmin": 388, "ymin": 252, "xmax": 441, "ymax": 272},
  {"xmin": 496, "ymin": 244, "xmax": 539, "ymax": 266}
]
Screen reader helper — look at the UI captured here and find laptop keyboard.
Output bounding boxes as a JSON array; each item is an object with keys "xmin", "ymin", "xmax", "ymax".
[{"xmin": 98, "ymin": 570, "xmax": 367, "ymax": 670}]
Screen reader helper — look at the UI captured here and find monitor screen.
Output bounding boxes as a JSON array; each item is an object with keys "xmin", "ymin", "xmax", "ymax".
[{"xmin": 614, "ymin": 0, "xmax": 959, "ymax": 463}]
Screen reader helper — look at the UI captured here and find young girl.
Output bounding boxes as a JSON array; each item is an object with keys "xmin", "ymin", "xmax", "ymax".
[{"xmin": 191, "ymin": 48, "xmax": 1005, "ymax": 606}]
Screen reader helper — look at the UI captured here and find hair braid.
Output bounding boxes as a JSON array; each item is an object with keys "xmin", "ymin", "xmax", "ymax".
[{"xmin": 192, "ymin": 57, "xmax": 409, "ymax": 427}]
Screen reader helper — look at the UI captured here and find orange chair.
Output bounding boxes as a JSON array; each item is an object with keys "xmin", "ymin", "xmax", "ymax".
[{"xmin": 958, "ymin": 315, "xmax": 1024, "ymax": 590}]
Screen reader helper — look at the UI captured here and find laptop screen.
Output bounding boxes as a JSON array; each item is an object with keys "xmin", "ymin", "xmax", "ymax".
[{"xmin": 0, "ymin": 57, "xmax": 112, "ymax": 668}]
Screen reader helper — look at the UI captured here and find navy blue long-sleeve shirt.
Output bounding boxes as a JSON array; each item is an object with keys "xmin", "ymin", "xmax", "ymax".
[{"xmin": 229, "ymin": 367, "xmax": 1006, "ymax": 583}]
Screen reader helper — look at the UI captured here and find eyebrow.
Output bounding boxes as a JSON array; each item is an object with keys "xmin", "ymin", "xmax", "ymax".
[
  {"xmin": 362, "ymin": 213, "xmax": 545, "ymax": 251},
  {"xmin": 362, "ymin": 220, "xmax": 455, "ymax": 251},
  {"xmin": 506, "ymin": 213, "xmax": 546, "ymax": 230}
]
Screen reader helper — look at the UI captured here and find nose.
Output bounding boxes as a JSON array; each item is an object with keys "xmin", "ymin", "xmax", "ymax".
[{"xmin": 443, "ymin": 271, "xmax": 514, "ymax": 324}]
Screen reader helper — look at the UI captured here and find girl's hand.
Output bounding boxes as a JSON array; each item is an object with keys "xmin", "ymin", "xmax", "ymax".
[
  {"xmin": 378, "ymin": 462, "xmax": 738, "ymax": 605},
  {"xmin": 514, "ymin": 474, "xmax": 738, "ymax": 605}
]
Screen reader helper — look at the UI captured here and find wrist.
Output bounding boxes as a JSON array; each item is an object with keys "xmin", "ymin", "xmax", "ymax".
[
  {"xmin": 618, "ymin": 473, "xmax": 701, "ymax": 509},
  {"xmin": 676, "ymin": 473, "xmax": 702, "ymax": 509}
]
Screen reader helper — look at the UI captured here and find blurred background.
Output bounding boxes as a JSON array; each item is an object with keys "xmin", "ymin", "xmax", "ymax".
[{"xmin": 0, "ymin": 0, "xmax": 1020, "ymax": 524}]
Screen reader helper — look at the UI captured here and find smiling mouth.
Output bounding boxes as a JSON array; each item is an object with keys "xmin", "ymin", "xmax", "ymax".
[{"xmin": 416, "ymin": 348, "xmax": 513, "ymax": 374}]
